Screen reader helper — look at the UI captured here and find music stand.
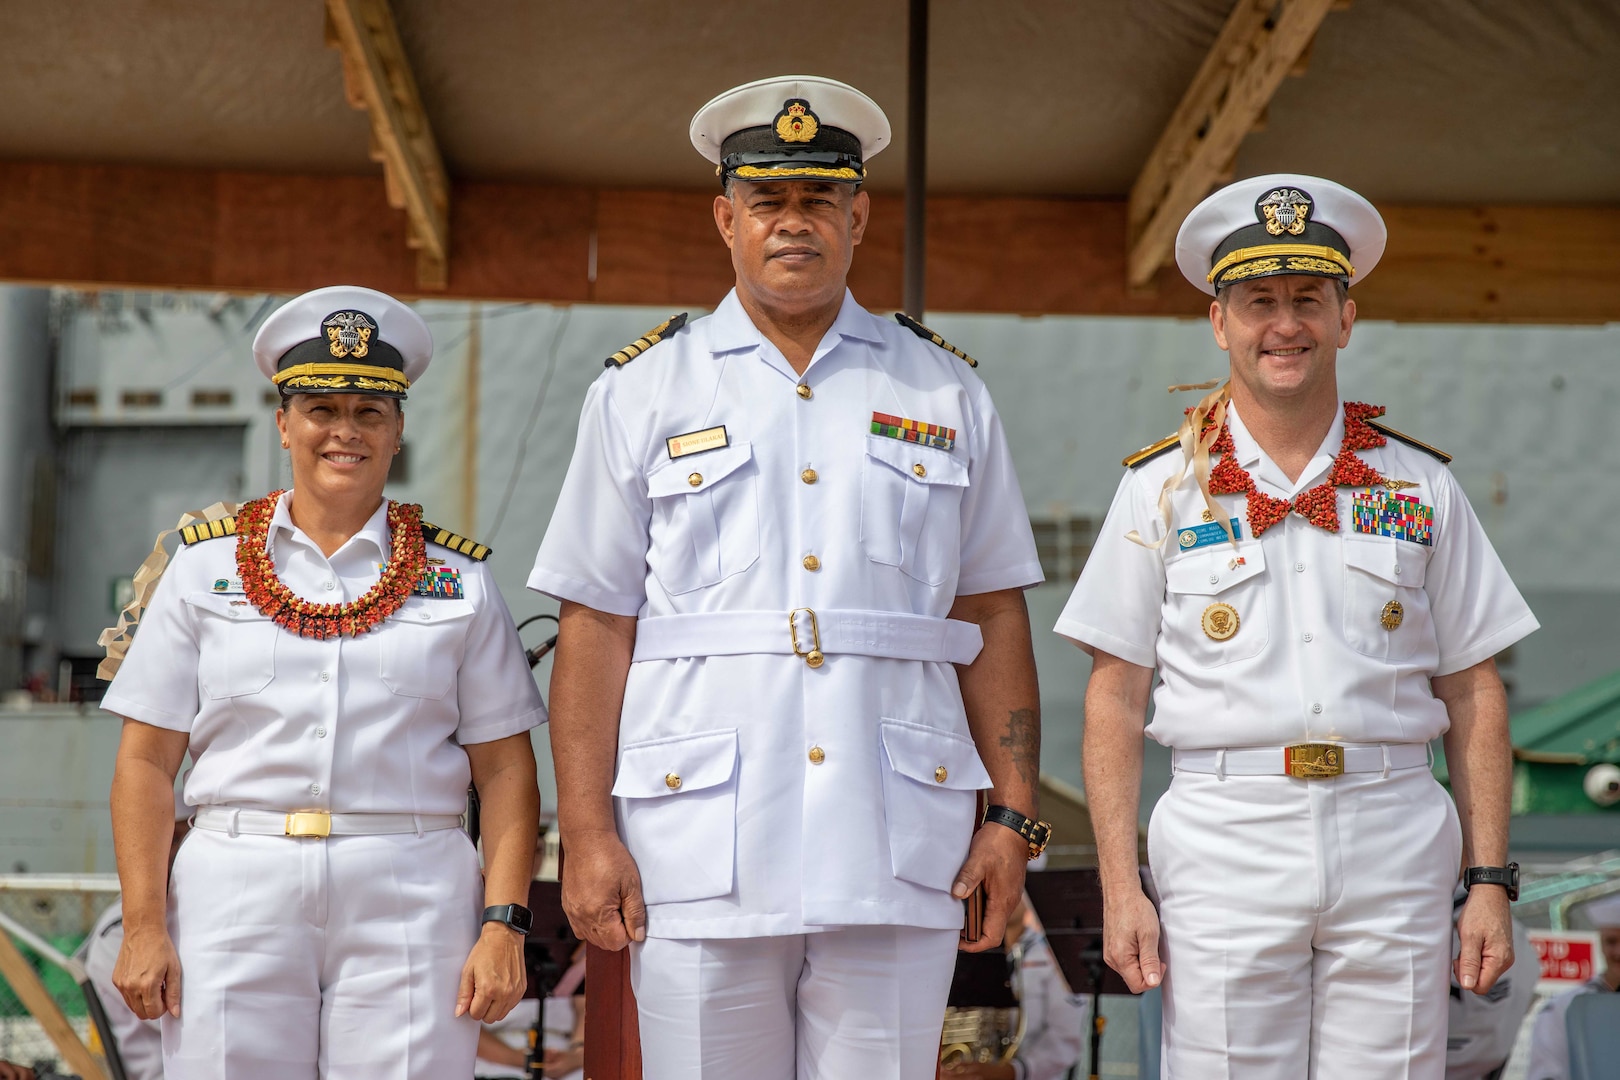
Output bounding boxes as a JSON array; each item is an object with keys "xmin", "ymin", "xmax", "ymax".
[
  {"xmin": 1023, "ymin": 868, "xmax": 1134, "ymax": 1080},
  {"xmin": 522, "ymin": 880, "xmax": 580, "ymax": 1079}
]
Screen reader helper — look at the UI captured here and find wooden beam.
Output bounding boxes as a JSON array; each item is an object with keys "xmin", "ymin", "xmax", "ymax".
[
  {"xmin": 584, "ymin": 944, "xmax": 643, "ymax": 1080},
  {"xmin": 0, "ymin": 161, "xmax": 1616, "ymax": 324},
  {"xmin": 324, "ymin": 0, "xmax": 451, "ymax": 289},
  {"xmin": 0, "ymin": 929, "xmax": 108, "ymax": 1080},
  {"xmin": 1127, "ymin": 0, "xmax": 1338, "ymax": 288}
]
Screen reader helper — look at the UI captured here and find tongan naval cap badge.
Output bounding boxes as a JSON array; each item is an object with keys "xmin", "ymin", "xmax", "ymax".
[
  {"xmin": 1258, "ymin": 187, "xmax": 1312, "ymax": 237},
  {"xmin": 774, "ymin": 99, "xmax": 820, "ymax": 144},
  {"xmin": 324, "ymin": 310, "xmax": 377, "ymax": 359}
]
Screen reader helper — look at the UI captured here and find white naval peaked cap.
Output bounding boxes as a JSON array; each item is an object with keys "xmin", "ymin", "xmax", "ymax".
[
  {"xmin": 1579, "ymin": 891, "xmax": 1620, "ymax": 928},
  {"xmin": 1174, "ymin": 173, "xmax": 1387, "ymax": 296},
  {"xmin": 253, "ymin": 285, "xmax": 433, "ymax": 399},
  {"xmin": 690, "ymin": 75, "xmax": 891, "ymax": 184}
]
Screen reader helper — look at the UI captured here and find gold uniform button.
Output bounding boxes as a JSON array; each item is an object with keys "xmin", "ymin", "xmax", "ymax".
[
  {"xmin": 796, "ymin": 384, "xmax": 813, "ymax": 400},
  {"xmin": 802, "ymin": 554, "xmax": 821, "ymax": 572},
  {"xmin": 808, "ymin": 746, "xmax": 825, "ymax": 764},
  {"xmin": 687, "ymin": 472, "xmax": 702, "ymax": 487},
  {"xmin": 664, "ymin": 772, "xmax": 682, "ymax": 790},
  {"xmin": 801, "ymin": 468, "xmax": 819, "ymax": 484},
  {"xmin": 912, "ymin": 463, "xmax": 927, "ymax": 478},
  {"xmin": 934, "ymin": 766, "xmax": 948, "ymax": 784}
]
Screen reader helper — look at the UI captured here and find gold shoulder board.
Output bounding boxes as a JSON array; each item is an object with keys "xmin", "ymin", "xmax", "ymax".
[
  {"xmin": 1123, "ymin": 434, "xmax": 1180, "ymax": 469},
  {"xmin": 179, "ymin": 516, "xmax": 238, "ymax": 544},
  {"xmin": 421, "ymin": 522, "xmax": 492, "ymax": 561},
  {"xmin": 605, "ymin": 313, "xmax": 689, "ymax": 369},
  {"xmin": 1367, "ymin": 419, "xmax": 1452, "ymax": 464},
  {"xmin": 894, "ymin": 312, "xmax": 978, "ymax": 368}
]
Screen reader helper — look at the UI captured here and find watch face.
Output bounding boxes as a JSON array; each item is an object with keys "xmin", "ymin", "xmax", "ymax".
[{"xmin": 510, "ymin": 905, "xmax": 534, "ymax": 934}]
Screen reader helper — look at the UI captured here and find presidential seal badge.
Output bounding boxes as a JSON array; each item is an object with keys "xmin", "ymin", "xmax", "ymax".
[
  {"xmin": 1258, "ymin": 188, "xmax": 1312, "ymax": 236},
  {"xmin": 1381, "ymin": 600, "xmax": 1405, "ymax": 630},
  {"xmin": 775, "ymin": 99, "xmax": 820, "ymax": 143},
  {"xmin": 1201, "ymin": 602, "xmax": 1240, "ymax": 641},
  {"xmin": 324, "ymin": 310, "xmax": 377, "ymax": 359}
]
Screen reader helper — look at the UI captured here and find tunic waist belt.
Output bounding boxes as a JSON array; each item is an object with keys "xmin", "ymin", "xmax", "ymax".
[
  {"xmin": 630, "ymin": 609, "xmax": 984, "ymax": 665},
  {"xmin": 192, "ymin": 805, "xmax": 464, "ymax": 838},
  {"xmin": 1172, "ymin": 742, "xmax": 1430, "ymax": 778}
]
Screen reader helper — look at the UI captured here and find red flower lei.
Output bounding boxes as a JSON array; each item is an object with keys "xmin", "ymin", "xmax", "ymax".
[
  {"xmin": 1205, "ymin": 402, "xmax": 1388, "ymax": 536},
  {"xmin": 236, "ymin": 490, "xmax": 426, "ymax": 639}
]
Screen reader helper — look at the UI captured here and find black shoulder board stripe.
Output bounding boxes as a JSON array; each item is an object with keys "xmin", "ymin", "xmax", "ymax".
[
  {"xmin": 894, "ymin": 312, "xmax": 978, "ymax": 367},
  {"xmin": 1368, "ymin": 419, "xmax": 1452, "ymax": 464},
  {"xmin": 180, "ymin": 516, "xmax": 238, "ymax": 544},
  {"xmin": 605, "ymin": 313, "xmax": 689, "ymax": 368},
  {"xmin": 421, "ymin": 521, "xmax": 492, "ymax": 561},
  {"xmin": 1124, "ymin": 434, "xmax": 1180, "ymax": 469}
]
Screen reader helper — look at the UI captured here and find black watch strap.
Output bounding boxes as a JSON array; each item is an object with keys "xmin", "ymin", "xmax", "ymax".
[
  {"xmin": 482, "ymin": 903, "xmax": 534, "ymax": 936},
  {"xmin": 982, "ymin": 805, "xmax": 1053, "ymax": 860},
  {"xmin": 1463, "ymin": 863, "xmax": 1520, "ymax": 903}
]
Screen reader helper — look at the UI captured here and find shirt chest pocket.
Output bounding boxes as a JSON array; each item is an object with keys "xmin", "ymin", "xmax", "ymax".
[
  {"xmin": 1162, "ymin": 545, "xmax": 1270, "ymax": 667},
  {"xmin": 1342, "ymin": 537, "xmax": 1431, "ymax": 661},
  {"xmin": 378, "ymin": 598, "xmax": 478, "ymax": 699},
  {"xmin": 646, "ymin": 442, "xmax": 761, "ymax": 595},
  {"xmin": 184, "ymin": 593, "xmax": 279, "ymax": 699},
  {"xmin": 860, "ymin": 435, "xmax": 969, "ymax": 587}
]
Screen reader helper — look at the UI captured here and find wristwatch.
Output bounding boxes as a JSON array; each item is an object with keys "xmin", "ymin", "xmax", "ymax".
[
  {"xmin": 1462, "ymin": 863, "xmax": 1520, "ymax": 903},
  {"xmin": 982, "ymin": 805, "xmax": 1053, "ymax": 861},
  {"xmin": 482, "ymin": 903, "xmax": 534, "ymax": 936}
]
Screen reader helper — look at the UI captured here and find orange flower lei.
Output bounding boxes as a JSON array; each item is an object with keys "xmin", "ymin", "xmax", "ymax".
[
  {"xmin": 1205, "ymin": 402, "xmax": 1389, "ymax": 536},
  {"xmin": 236, "ymin": 490, "xmax": 426, "ymax": 639}
]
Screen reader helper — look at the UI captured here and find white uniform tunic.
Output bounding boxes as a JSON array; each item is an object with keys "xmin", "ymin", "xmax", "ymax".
[
  {"xmin": 1007, "ymin": 923, "xmax": 1088, "ymax": 1080},
  {"xmin": 1056, "ymin": 402, "xmax": 1537, "ymax": 1080},
  {"xmin": 1525, "ymin": 975, "xmax": 1614, "ymax": 1080},
  {"xmin": 101, "ymin": 494, "xmax": 546, "ymax": 1080},
  {"xmin": 528, "ymin": 289, "xmax": 1042, "ymax": 940}
]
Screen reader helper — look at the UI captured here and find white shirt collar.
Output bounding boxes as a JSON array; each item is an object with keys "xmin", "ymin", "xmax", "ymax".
[
  {"xmin": 270, "ymin": 490, "xmax": 392, "ymax": 563},
  {"xmin": 1225, "ymin": 400, "xmax": 1346, "ymax": 496},
  {"xmin": 709, "ymin": 288, "xmax": 885, "ymax": 361}
]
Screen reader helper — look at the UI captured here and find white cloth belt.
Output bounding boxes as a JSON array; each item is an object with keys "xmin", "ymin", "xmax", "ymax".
[
  {"xmin": 630, "ymin": 609, "xmax": 984, "ymax": 665},
  {"xmin": 191, "ymin": 805, "xmax": 464, "ymax": 838},
  {"xmin": 1171, "ymin": 742, "xmax": 1430, "ymax": 778}
]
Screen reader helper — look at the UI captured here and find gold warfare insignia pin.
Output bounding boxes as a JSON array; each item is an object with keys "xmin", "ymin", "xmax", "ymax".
[
  {"xmin": 1201, "ymin": 602, "xmax": 1240, "ymax": 641},
  {"xmin": 1258, "ymin": 187, "xmax": 1312, "ymax": 237},
  {"xmin": 774, "ymin": 99, "xmax": 820, "ymax": 144},
  {"xmin": 324, "ymin": 310, "xmax": 377, "ymax": 359},
  {"xmin": 1381, "ymin": 600, "xmax": 1405, "ymax": 630}
]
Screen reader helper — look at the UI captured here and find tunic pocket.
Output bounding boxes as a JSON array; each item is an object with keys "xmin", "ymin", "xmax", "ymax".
[
  {"xmin": 878, "ymin": 720, "xmax": 992, "ymax": 892},
  {"xmin": 183, "ymin": 593, "xmax": 278, "ymax": 699},
  {"xmin": 1161, "ymin": 545, "xmax": 1270, "ymax": 667},
  {"xmin": 859, "ymin": 435, "xmax": 968, "ymax": 587},
  {"xmin": 645, "ymin": 442, "xmax": 760, "ymax": 595},
  {"xmin": 612, "ymin": 729, "xmax": 739, "ymax": 905},
  {"xmin": 1342, "ymin": 536, "xmax": 1431, "ymax": 661},
  {"xmin": 378, "ymin": 598, "xmax": 477, "ymax": 699}
]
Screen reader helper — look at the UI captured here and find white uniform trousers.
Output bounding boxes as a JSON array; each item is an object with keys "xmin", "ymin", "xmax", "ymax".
[
  {"xmin": 631, "ymin": 926, "xmax": 959, "ymax": 1080},
  {"xmin": 1149, "ymin": 762, "xmax": 1461, "ymax": 1080},
  {"xmin": 161, "ymin": 827, "xmax": 482, "ymax": 1080}
]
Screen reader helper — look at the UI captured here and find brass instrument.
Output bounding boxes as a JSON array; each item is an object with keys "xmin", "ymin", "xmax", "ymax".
[{"xmin": 939, "ymin": 1004, "xmax": 1025, "ymax": 1068}]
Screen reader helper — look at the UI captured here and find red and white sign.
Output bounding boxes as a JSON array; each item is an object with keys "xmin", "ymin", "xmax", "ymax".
[{"xmin": 1528, "ymin": 930, "xmax": 1602, "ymax": 992}]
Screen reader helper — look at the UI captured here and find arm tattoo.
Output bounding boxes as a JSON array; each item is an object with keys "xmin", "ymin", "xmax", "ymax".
[{"xmin": 998, "ymin": 708, "xmax": 1040, "ymax": 788}]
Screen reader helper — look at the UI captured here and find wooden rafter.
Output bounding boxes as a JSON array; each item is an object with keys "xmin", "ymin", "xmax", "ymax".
[
  {"xmin": 324, "ymin": 0, "xmax": 450, "ymax": 289},
  {"xmin": 1126, "ymin": 0, "xmax": 1340, "ymax": 288}
]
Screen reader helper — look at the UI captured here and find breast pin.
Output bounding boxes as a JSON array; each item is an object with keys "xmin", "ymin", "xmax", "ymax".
[
  {"xmin": 1381, "ymin": 600, "xmax": 1405, "ymax": 630},
  {"xmin": 1201, "ymin": 602, "xmax": 1241, "ymax": 641}
]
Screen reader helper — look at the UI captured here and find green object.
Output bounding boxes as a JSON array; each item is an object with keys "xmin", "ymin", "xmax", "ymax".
[{"xmin": 1511, "ymin": 667, "xmax": 1620, "ymax": 814}]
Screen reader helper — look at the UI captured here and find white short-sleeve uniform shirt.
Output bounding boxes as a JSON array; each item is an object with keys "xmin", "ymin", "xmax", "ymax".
[
  {"xmin": 102, "ymin": 494, "xmax": 546, "ymax": 814},
  {"xmin": 529, "ymin": 289, "xmax": 1042, "ymax": 938},
  {"xmin": 1056, "ymin": 402, "xmax": 1537, "ymax": 749}
]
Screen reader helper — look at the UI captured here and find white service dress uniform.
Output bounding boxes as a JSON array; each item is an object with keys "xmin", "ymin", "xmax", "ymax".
[
  {"xmin": 82, "ymin": 899, "xmax": 164, "ymax": 1080},
  {"xmin": 1525, "ymin": 975, "xmax": 1615, "ymax": 1080},
  {"xmin": 101, "ymin": 492, "xmax": 546, "ymax": 1080},
  {"xmin": 1007, "ymin": 921, "xmax": 1088, "ymax": 1080},
  {"xmin": 528, "ymin": 287, "xmax": 1042, "ymax": 1079},
  {"xmin": 1057, "ymin": 400, "xmax": 1537, "ymax": 1078}
]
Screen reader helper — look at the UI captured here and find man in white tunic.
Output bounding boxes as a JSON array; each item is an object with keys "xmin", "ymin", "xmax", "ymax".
[
  {"xmin": 1056, "ymin": 175, "xmax": 1537, "ymax": 1079},
  {"xmin": 528, "ymin": 76, "xmax": 1047, "ymax": 1080},
  {"xmin": 1525, "ymin": 893, "xmax": 1620, "ymax": 1080}
]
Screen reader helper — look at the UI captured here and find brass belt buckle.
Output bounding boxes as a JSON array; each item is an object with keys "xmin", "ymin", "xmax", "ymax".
[
  {"xmin": 789, "ymin": 608, "xmax": 825, "ymax": 668},
  {"xmin": 1284, "ymin": 743, "xmax": 1345, "ymax": 780},
  {"xmin": 284, "ymin": 811, "xmax": 332, "ymax": 838}
]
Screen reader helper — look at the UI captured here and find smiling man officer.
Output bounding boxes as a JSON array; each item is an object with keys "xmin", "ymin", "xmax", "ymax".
[
  {"xmin": 527, "ymin": 76, "xmax": 1046, "ymax": 1079},
  {"xmin": 1057, "ymin": 175, "xmax": 1538, "ymax": 1079}
]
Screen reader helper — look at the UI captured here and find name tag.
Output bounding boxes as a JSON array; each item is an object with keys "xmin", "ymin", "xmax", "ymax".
[
  {"xmin": 211, "ymin": 577, "xmax": 245, "ymax": 594},
  {"xmin": 1177, "ymin": 519, "xmax": 1243, "ymax": 551},
  {"xmin": 666, "ymin": 426, "xmax": 729, "ymax": 459}
]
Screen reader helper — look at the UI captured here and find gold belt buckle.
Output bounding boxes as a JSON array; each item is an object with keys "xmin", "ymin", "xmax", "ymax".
[
  {"xmin": 1284, "ymin": 743, "xmax": 1345, "ymax": 780},
  {"xmin": 284, "ymin": 811, "xmax": 332, "ymax": 838},
  {"xmin": 788, "ymin": 608, "xmax": 825, "ymax": 669}
]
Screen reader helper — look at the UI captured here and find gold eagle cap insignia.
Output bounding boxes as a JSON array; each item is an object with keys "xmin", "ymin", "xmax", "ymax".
[
  {"xmin": 323, "ymin": 310, "xmax": 377, "ymax": 359},
  {"xmin": 1258, "ymin": 188, "xmax": 1312, "ymax": 237},
  {"xmin": 774, "ymin": 99, "xmax": 820, "ymax": 144}
]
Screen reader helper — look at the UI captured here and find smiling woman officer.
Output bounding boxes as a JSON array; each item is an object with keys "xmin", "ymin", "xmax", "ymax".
[{"xmin": 101, "ymin": 286, "xmax": 546, "ymax": 1080}]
